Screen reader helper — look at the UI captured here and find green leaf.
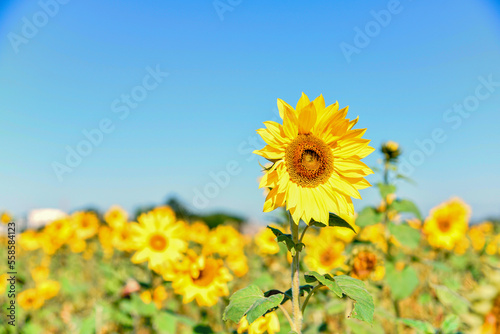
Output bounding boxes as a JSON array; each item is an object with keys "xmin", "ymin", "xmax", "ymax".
[
  {"xmin": 346, "ymin": 319, "xmax": 385, "ymax": 334},
  {"xmin": 400, "ymin": 319, "xmax": 435, "ymax": 334},
  {"xmin": 223, "ymin": 285, "xmax": 284, "ymax": 324},
  {"xmin": 377, "ymin": 183, "xmax": 396, "ymax": 198},
  {"xmin": 266, "ymin": 226, "xmax": 301, "ymax": 255},
  {"xmin": 356, "ymin": 207, "xmax": 382, "ymax": 227},
  {"xmin": 304, "ymin": 272, "xmax": 374, "ymax": 323},
  {"xmin": 335, "ymin": 275, "xmax": 375, "ymax": 323},
  {"xmin": 193, "ymin": 325, "xmax": 215, "ymax": 334},
  {"xmin": 311, "ymin": 213, "xmax": 356, "ymax": 233},
  {"xmin": 391, "ymin": 199, "xmax": 422, "ymax": 220},
  {"xmin": 441, "ymin": 314, "xmax": 460, "ymax": 333},
  {"xmin": 432, "ymin": 284, "xmax": 470, "ymax": 315},
  {"xmin": 154, "ymin": 312, "xmax": 178, "ymax": 334},
  {"xmin": 385, "ymin": 263, "xmax": 419, "ymax": 300},
  {"xmin": 280, "ymin": 285, "xmax": 314, "ymax": 301},
  {"xmin": 246, "ymin": 294, "xmax": 284, "ymax": 324},
  {"xmin": 223, "ymin": 285, "xmax": 264, "ymax": 323},
  {"xmin": 388, "ymin": 222, "xmax": 421, "ymax": 249},
  {"xmin": 304, "ymin": 271, "xmax": 342, "ymax": 297}
]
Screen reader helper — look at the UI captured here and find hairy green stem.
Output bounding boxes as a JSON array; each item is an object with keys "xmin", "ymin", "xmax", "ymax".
[
  {"xmin": 301, "ymin": 284, "xmax": 321, "ymax": 314},
  {"xmin": 278, "ymin": 304, "xmax": 296, "ymax": 332},
  {"xmin": 290, "ymin": 217, "xmax": 303, "ymax": 333}
]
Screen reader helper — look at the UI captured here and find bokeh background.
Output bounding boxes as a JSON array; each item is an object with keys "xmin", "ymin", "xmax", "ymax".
[{"xmin": 1, "ymin": 0, "xmax": 500, "ymax": 224}]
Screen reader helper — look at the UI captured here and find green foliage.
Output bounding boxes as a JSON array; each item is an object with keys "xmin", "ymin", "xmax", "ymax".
[
  {"xmin": 391, "ymin": 199, "xmax": 422, "ymax": 220},
  {"xmin": 356, "ymin": 207, "xmax": 382, "ymax": 227},
  {"xmin": 304, "ymin": 272, "xmax": 374, "ymax": 323},
  {"xmin": 385, "ymin": 263, "xmax": 419, "ymax": 300},
  {"xmin": 400, "ymin": 318, "xmax": 435, "ymax": 334},
  {"xmin": 310, "ymin": 213, "xmax": 357, "ymax": 232},
  {"xmin": 267, "ymin": 225, "xmax": 304, "ymax": 256},
  {"xmin": 223, "ymin": 285, "xmax": 284, "ymax": 324},
  {"xmin": 388, "ymin": 222, "xmax": 421, "ymax": 249},
  {"xmin": 432, "ymin": 284, "xmax": 470, "ymax": 315},
  {"xmin": 377, "ymin": 183, "xmax": 396, "ymax": 198}
]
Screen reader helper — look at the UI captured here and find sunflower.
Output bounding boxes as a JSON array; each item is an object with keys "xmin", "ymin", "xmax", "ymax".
[
  {"xmin": 204, "ymin": 225, "xmax": 245, "ymax": 257},
  {"xmin": 104, "ymin": 205, "xmax": 128, "ymax": 230},
  {"xmin": 255, "ymin": 227, "xmax": 281, "ymax": 255},
  {"xmin": 358, "ymin": 223, "xmax": 387, "ymax": 252},
  {"xmin": 172, "ymin": 252, "xmax": 232, "ymax": 307},
  {"xmin": 254, "ymin": 93, "xmax": 374, "ymax": 225},
  {"xmin": 423, "ymin": 198, "xmax": 470, "ymax": 251},
  {"xmin": 469, "ymin": 222, "xmax": 494, "ymax": 252},
  {"xmin": 349, "ymin": 247, "xmax": 385, "ymax": 281},
  {"xmin": 304, "ymin": 229, "xmax": 346, "ymax": 275},
  {"xmin": 98, "ymin": 226, "xmax": 114, "ymax": 258},
  {"xmin": 72, "ymin": 211, "xmax": 99, "ymax": 240},
  {"xmin": 225, "ymin": 252, "xmax": 249, "ymax": 277},
  {"xmin": 130, "ymin": 209, "xmax": 187, "ymax": 270},
  {"xmin": 111, "ymin": 223, "xmax": 135, "ymax": 252},
  {"xmin": 237, "ymin": 311, "xmax": 281, "ymax": 334},
  {"xmin": 381, "ymin": 140, "xmax": 402, "ymax": 162},
  {"xmin": 188, "ymin": 221, "xmax": 210, "ymax": 245},
  {"xmin": 1, "ymin": 211, "xmax": 12, "ymax": 224},
  {"xmin": 19, "ymin": 230, "xmax": 41, "ymax": 251},
  {"xmin": 44, "ymin": 218, "xmax": 73, "ymax": 245},
  {"xmin": 37, "ymin": 280, "xmax": 60, "ymax": 300},
  {"xmin": 0, "ymin": 273, "xmax": 7, "ymax": 294},
  {"xmin": 18, "ymin": 288, "xmax": 45, "ymax": 310}
]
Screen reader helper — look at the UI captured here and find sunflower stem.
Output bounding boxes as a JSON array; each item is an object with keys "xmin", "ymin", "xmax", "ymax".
[
  {"xmin": 301, "ymin": 284, "xmax": 321, "ymax": 315},
  {"xmin": 278, "ymin": 304, "xmax": 296, "ymax": 332},
  {"xmin": 290, "ymin": 215, "xmax": 303, "ymax": 333}
]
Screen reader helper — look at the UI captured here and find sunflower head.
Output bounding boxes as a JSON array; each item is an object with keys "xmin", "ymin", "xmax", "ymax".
[
  {"xmin": 381, "ymin": 140, "xmax": 402, "ymax": 162},
  {"xmin": 254, "ymin": 93, "xmax": 373, "ymax": 225},
  {"xmin": 423, "ymin": 197, "xmax": 470, "ymax": 250},
  {"xmin": 349, "ymin": 246, "xmax": 385, "ymax": 281},
  {"xmin": 255, "ymin": 226, "xmax": 281, "ymax": 255},
  {"xmin": 304, "ymin": 229, "xmax": 346, "ymax": 275},
  {"xmin": 18, "ymin": 288, "xmax": 45, "ymax": 310}
]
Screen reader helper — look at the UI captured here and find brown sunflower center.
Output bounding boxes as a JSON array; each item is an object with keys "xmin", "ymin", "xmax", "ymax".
[
  {"xmin": 320, "ymin": 249, "xmax": 336, "ymax": 266},
  {"xmin": 285, "ymin": 134, "xmax": 334, "ymax": 188},
  {"xmin": 193, "ymin": 260, "xmax": 218, "ymax": 287},
  {"xmin": 149, "ymin": 234, "xmax": 168, "ymax": 251},
  {"xmin": 437, "ymin": 218, "xmax": 451, "ymax": 233},
  {"xmin": 353, "ymin": 251, "xmax": 377, "ymax": 280}
]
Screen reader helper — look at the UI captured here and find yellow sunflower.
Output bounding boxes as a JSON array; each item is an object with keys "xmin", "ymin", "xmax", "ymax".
[
  {"xmin": 225, "ymin": 252, "xmax": 249, "ymax": 277},
  {"xmin": 172, "ymin": 252, "xmax": 232, "ymax": 307},
  {"xmin": 72, "ymin": 211, "xmax": 99, "ymax": 240},
  {"xmin": 254, "ymin": 93, "xmax": 374, "ymax": 225},
  {"xmin": 358, "ymin": 223, "xmax": 387, "ymax": 252},
  {"xmin": 349, "ymin": 247, "xmax": 385, "ymax": 281},
  {"xmin": 18, "ymin": 288, "xmax": 45, "ymax": 310},
  {"xmin": 111, "ymin": 223, "xmax": 135, "ymax": 252},
  {"xmin": 304, "ymin": 229, "xmax": 346, "ymax": 275},
  {"xmin": 37, "ymin": 280, "xmax": 60, "ymax": 300},
  {"xmin": 104, "ymin": 205, "xmax": 128, "ymax": 230},
  {"xmin": 423, "ymin": 198, "xmax": 470, "ymax": 250},
  {"xmin": 188, "ymin": 221, "xmax": 210, "ymax": 245},
  {"xmin": 130, "ymin": 209, "xmax": 187, "ymax": 270},
  {"xmin": 140, "ymin": 285, "xmax": 168, "ymax": 309},
  {"xmin": 98, "ymin": 226, "xmax": 114, "ymax": 258},
  {"xmin": 19, "ymin": 230, "xmax": 41, "ymax": 251},
  {"xmin": 255, "ymin": 227, "xmax": 281, "ymax": 255},
  {"xmin": 469, "ymin": 222, "xmax": 494, "ymax": 252},
  {"xmin": 0, "ymin": 273, "xmax": 8, "ymax": 294},
  {"xmin": 237, "ymin": 311, "xmax": 281, "ymax": 334},
  {"xmin": 204, "ymin": 225, "xmax": 245, "ymax": 257},
  {"xmin": 1, "ymin": 211, "xmax": 12, "ymax": 224}
]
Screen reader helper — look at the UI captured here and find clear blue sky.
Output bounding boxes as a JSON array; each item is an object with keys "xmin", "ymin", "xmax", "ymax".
[{"xmin": 1, "ymin": 0, "xmax": 500, "ymax": 223}]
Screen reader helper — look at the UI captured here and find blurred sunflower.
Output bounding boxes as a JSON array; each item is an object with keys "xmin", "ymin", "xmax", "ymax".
[
  {"xmin": 225, "ymin": 252, "xmax": 249, "ymax": 277},
  {"xmin": 1, "ymin": 211, "xmax": 12, "ymax": 224},
  {"xmin": 304, "ymin": 229, "xmax": 346, "ymax": 275},
  {"xmin": 37, "ymin": 280, "xmax": 61, "ymax": 300},
  {"xmin": 358, "ymin": 223, "xmax": 387, "ymax": 252},
  {"xmin": 470, "ymin": 222, "xmax": 494, "ymax": 252},
  {"xmin": 19, "ymin": 230, "xmax": 41, "ymax": 251},
  {"xmin": 237, "ymin": 311, "xmax": 280, "ymax": 334},
  {"xmin": 349, "ymin": 247, "xmax": 385, "ymax": 281},
  {"xmin": 98, "ymin": 226, "xmax": 114, "ymax": 258},
  {"xmin": 140, "ymin": 285, "xmax": 168, "ymax": 309},
  {"xmin": 204, "ymin": 225, "xmax": 245, "ymax": 257},
  {"xmin": 254, "ymin": 93, "xmax": 374, "ymax": 225},
  {"xmin": 172, "ymin": 252, "xmax": 232, "ymax": 307},
  {"xmin": 130, "ymin": 209, "xmax": 187, "ymax": 270},
  {"xmin": 18, "ymin": 288, "xmax": 45, "ymax": 310},
  {"xmin": 72, "ymin": 211, "xmax": 99, "ymax": 240},
  {"xmin": 380, "ymin": 140, "xmax": 402, "ymax": 162},
  {"xmin": 423, "ymin": 198, "xmax": 470, "ymax": 251},
  {"xmin": 111, "ymin": 223, "xmax": 135, "ymax": 252},
  {"xmin": 255, "ymin": 227, "xmax": 281, "ymax": 255},
  {"xmin": 0, "ymin": 273, "xmax": 7, "ymax": 294},
  {"xmin": 104, "ymin": 205, "xmax": 128, "ymax": 230},
  {"xmin": 188, "ymin": 221, "xmax": 210, "ymax": 245}
]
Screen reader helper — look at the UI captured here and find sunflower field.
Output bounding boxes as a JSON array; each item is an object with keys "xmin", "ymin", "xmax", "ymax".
[{"xmin": 2, "ymin": 94, "xmax": 500, "ymax": 334}]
